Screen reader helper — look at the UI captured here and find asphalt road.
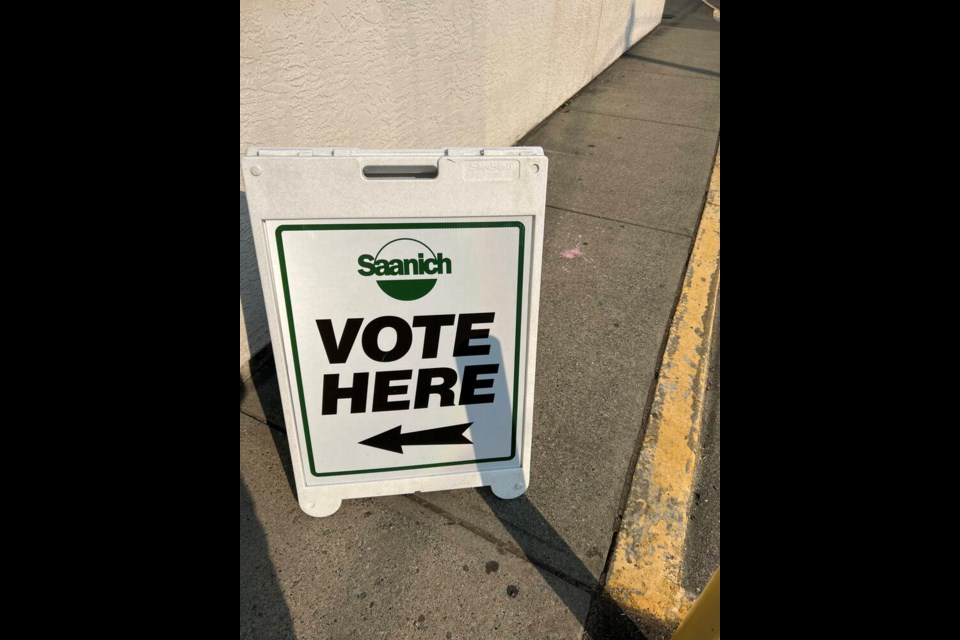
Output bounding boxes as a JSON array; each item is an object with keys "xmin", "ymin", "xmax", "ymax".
[{"xmin": 684, "ymin": 297, "xmax": 721, "ymax": 593}]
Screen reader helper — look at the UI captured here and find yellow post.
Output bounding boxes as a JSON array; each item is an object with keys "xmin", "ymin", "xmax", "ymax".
[{"xmin": 672, "ymin": 569, "xmax": 720, "ymax": 640}]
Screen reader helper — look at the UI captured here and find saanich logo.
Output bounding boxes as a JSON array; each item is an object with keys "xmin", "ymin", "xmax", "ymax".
[{"xmin": 357, "ymin": 238, "xmax": 452, "ymax": 301}]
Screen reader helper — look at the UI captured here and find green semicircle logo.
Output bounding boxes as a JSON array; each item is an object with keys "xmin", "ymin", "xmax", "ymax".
[{"xmin": 377, "ymin": 279, "xmax": 437, "ymax": 301}]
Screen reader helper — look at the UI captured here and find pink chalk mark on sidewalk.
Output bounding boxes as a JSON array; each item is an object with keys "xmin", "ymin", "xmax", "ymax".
[{"xmin": 561, "ymin": 246, "xmax": 583, "ymax": 259}]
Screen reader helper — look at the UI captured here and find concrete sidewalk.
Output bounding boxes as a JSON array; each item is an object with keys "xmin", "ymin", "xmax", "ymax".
[{"xmin": 240, "ymin": 4, "xmax": 719, "ymax": 638}]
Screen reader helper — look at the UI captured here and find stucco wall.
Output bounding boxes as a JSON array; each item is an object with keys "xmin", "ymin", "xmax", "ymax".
[{"xmin": 240, "ymin": 0, "xmax": 665, "ymax": 374}]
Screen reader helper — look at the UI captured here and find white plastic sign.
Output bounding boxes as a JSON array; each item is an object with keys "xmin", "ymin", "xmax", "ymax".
[{"xmin": 242, "ymin": 148, "xmax": 547, "ymax": 516}]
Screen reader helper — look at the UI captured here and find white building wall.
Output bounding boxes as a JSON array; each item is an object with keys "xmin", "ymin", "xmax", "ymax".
[{"xmin": 240, "ymin": 0, "xmax": 665, "ymax": 373}]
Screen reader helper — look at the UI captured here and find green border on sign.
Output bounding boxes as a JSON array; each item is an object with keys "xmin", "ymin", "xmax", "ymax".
[{"xmin": 275, "ymin": 222, "xmax": 526, "ymax": 477}]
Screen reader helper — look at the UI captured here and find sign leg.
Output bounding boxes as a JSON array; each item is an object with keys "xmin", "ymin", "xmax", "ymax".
[
  {"xmin": 300, "ymin": 496, "xmax": 343, "ymax": 517},
  {"xmin": 491, "ymin": 472, "xmax": 527, "ymax": 500}
]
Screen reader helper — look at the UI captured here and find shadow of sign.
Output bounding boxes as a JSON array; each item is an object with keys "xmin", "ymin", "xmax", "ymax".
[{"xmin": 457, "ymin": 337, "xmax": 645, "ymax": 638}]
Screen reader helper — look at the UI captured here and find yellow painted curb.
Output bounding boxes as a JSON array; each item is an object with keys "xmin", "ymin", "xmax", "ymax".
[{"xmin": 605, "ymin": 148, "xmax": 721, "ymax": 627}]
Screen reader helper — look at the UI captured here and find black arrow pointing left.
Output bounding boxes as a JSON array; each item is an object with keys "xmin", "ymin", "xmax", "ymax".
[{"xmin": 359, "ymin": 423, "xmax": 473, "ymax": 454}]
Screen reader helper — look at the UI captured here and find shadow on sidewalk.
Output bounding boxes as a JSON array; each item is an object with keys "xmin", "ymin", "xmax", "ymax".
[
  {"xmin": 240, "ymin": 475, "xmax": 295, "ymax": 639},
  {"xmin": 476, "ymin": 487, "xmax": 652, "ymax": 639},
  {"xmin": 240, "ymin": 376, "xmax": 296, "ymax": 639},
  {"xmin": 465, "ymin": 337, "xmax": 650, "ymax": 639}
]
